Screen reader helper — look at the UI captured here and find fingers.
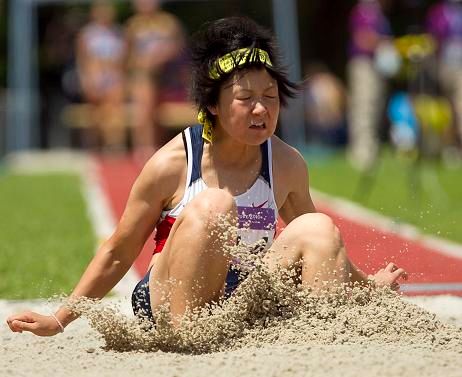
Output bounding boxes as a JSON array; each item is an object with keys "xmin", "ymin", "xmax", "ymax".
[
  {"xmin": 6, "ymin": 312, "xmax": 38, "ymax": 334},
  {"xmin": 6, "ymin": 318, "xmax": 22, "ymax": 333},
  {"xmin": 6, "ymin": 317, "xmax": 25, "ymax": 333},
  {"xmin": 392, "ymin": 267, "xmax": 408, "ymax": 280},
  {"xmin": 7, "ymin": 312, "xmax": 35, "ymax": 324},
  {"xmin": 372, "ymin": 263, "xmax": 408, "ymax": 290},
  {"xmin": 384, "ymin": 262, "xmax": 397, "ymax": 272},
  {"xmin": 6, "ymin": 312, "xmax": 62, "ymax": 336},
  {"xmin": 11, "ymin": 320, "xmax": 39, "ymax": 334},
  {"xmin": 385, "ymin": 263, "xmax": 408, "ymax": 280}
]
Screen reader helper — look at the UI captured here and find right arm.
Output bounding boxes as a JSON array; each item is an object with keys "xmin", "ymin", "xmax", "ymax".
[{"xmin": 7, "ymin": 138, "xmax": 186, "ymax": 336}]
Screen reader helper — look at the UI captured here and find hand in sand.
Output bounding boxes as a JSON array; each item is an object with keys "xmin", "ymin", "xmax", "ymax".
[
  {"xmin": 370, "ymin": 262, "xmax": 408, "ymax": 291},
  {"xmin": 6, "ymin": 312, "xmax": 63, "ymax": 336}
]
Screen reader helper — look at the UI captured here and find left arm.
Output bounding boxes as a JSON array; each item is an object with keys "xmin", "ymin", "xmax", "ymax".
[
  {"xmin": 275, "ymin": 144, "xmax": 316, "ymax": 225},
  {"xmin": 274, "ymin": 140, "xmax": 407, "ymax": 289}
]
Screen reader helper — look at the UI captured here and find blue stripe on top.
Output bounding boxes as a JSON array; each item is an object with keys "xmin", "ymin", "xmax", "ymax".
[
  {"xmin": 260, "ymin": 141, "xmax": 271, "ymax": 188},
  {"xmin": 189, "ymin": 125, "xmax": 204, "ymax": 184},
  {"xmin": 187, "ymin": 125, "xmax": 271, "ymax": 188}
]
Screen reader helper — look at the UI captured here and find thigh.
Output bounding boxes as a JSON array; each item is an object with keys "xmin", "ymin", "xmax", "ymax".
[
  {"xmin": 147, "ymin": 189, "xmax": 237, "ymax": 315},
  {"xmin": 263, "ymin": 213, "xmax": 342, "ymax": 269}
]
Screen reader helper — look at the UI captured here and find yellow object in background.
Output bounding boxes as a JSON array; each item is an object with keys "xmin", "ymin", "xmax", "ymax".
[
  {"xmin": 413, "ymin": 95, "xmax": 452, "ymax": 134},
  {"xmin": 394, "ymin": 34, "xmax": 436, "ymax": 60}
]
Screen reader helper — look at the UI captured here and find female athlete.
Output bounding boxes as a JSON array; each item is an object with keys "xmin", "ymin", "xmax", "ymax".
[{"xmin": 7, "ymin": 16, "xmax": 406, "ymax": 336}]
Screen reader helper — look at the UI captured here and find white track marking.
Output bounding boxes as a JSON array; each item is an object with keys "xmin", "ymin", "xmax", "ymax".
[
  {"xmin": 312, "ymin": 189, "xmax": 462, "ymax": 260},
  {"xmin": 81, "ymin": 158, "xmax": 140, "ymax": 297},
  {"xmin": 401, "ymin": 283, "xmax": 462, "ymax": 293}
]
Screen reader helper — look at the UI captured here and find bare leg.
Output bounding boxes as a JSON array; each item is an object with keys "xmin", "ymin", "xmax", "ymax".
[
  {"xmin": 149, "ymin": 188, "xmax": 237, "ymax": 323},
  {"xmin": 264, "ymin": 213, "xmax": 350, "ymax": 291}
]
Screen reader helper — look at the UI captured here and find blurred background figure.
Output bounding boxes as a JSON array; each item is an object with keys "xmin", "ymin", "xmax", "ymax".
[
  {"xmin": 426, "ymin": 0, "xmax": 462, "ymax": 149},
  {"xmin": 76, "ymin": 0, "xmax": 126, "ymax": 152},
  {"xmin": 346, "ymin": 0, "xmax": 395, "ymax": 171},
  {"xmin": 388, "ymin": 32, "xmax": 453, "ymax": 160},
  {"xmin": 125, "ymin": 0, "xmax": 185, "ymax": 162},
  {"xmin": 304, "ymin": 63, "xmax": 347, "ymax": 148}
]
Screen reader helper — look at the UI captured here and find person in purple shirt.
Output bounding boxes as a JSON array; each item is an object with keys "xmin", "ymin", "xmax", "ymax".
[
  {"xmin": 349, "ymin": 0, "xmax": 391, "ymax": 58},
  {"xmin": 347, "ymin": 0, "xmax": 394, "ymax": 171}
]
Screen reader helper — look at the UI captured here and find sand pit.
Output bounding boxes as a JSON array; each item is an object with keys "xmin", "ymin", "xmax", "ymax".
[{"xmin": 3, "ymin": 275, "xmax": 462, "ymax": 377}]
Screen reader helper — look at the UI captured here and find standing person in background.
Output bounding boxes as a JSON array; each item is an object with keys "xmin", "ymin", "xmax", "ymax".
[
  {"xmin": 76, "ymin": 0, "xmax": 127, "ymax": 152},
  {"xmin": 304, "ymin": 63, "xmax": 348, "ymax": 147},
  {"xmin": 347, "ymin": 0, "xmax": 393, "ymax": 171},
  {"xmin": 125, "ymin": 0, "xmax": 185, "ymax": 163},
  {"xmin": 426, "ymin": 0, "xmax": 462, "ymax": 148}
]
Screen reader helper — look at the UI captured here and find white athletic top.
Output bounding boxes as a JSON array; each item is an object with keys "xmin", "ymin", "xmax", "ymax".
[
  {"xmin": 155, "ymin": 125, "xmax": 278, "ymax": 255},
  {"xmin": 82, "ymin": 24, "xmax": 124, "ymax": 61}
]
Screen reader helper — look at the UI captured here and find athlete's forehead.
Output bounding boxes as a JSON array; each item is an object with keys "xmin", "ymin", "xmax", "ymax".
[{"xmin": 223, "ymin": 68, "xmax": 278, "ymax": 92}]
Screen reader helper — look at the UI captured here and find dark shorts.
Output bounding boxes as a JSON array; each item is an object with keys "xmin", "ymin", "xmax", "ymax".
[{"xmin": 131, "ymin": 267, "xmax": 246, "ymax": 323}]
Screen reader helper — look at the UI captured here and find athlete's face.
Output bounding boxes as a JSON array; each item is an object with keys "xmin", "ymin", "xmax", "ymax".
[{"xmin": 210, "ymin": 68, "xmax": 280, "ymax": 146}]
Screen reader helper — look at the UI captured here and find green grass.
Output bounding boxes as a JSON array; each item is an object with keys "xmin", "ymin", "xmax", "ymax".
[
  {"xmin": 0, "ymin": 173, "xmax": 96, "ymax": 299},
  {"xmin": 306, "ymin": 149, "xmax": 462, "ymax": 244}
]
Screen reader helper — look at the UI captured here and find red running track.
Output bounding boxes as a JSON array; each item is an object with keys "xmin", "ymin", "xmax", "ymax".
[{"xmin": 95, "ymin": 155, "xmax": 462, "ymax": 296}]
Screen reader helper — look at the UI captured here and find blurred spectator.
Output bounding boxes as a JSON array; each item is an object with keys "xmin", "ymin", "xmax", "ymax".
[
  {"xmin": 387, "ymin": 31, "xmax": 455, "ymax": 161},
  {"xmin": 346, "ymin": 0, "xmax": 393, "ymax": 171},
  {"xmin": 304, "ymin": 64, "xmax": 347, "ymax": 147},
  {"xmin": 125, "ymin": 0, "xmax": 185, "ymax": 162},
  {"xmin": 426, "ymin": 0, "xmax": 462, "ymax": 146},
  {"xmin": 76, "ymin": 0, "xmax": 127, "ymax": 151}
]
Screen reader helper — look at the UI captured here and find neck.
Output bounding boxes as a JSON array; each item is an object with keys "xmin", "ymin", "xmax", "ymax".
[{"xmin": 205, "ymin": 130, "xmax": 261, "ymax": 169}]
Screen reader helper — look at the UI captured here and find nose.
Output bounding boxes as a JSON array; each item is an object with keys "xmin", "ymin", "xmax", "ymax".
[{"xmin": 252, "ymin": 99, "xmax": 267, "ymax": 116}]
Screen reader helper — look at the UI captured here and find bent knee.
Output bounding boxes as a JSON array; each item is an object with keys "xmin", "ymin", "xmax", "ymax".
[
  {"xmin": 183, "ymin": 188, "xmax": 236, "ymax": 220},
  {"xmin": 289, "ymin": 213, "xmax": 337, "ymax": 234},
  {"xmin": 286, "ymin": 213, "xmax": 342, "ymax": 252}
]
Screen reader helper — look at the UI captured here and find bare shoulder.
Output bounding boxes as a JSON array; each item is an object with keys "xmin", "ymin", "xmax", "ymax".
[
  {"xmin": 134, "ymin": 133, "xmax": 187, "ymax": 206},
  {"xmin": 144, "ymin": 133, "xmax": 186, "ymax": 177},
  {"xmin": 271, "ymin": 135, "xmax": 307, "ymax": 177},
  {"xmin": 270, "ymin": 136, "xmax": 315, "ymax": 217}
]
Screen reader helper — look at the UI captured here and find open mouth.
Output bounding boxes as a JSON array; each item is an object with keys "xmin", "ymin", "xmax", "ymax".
[{"xmin": 250, "ymin": 122, "xmax": 266, "ymax": 129}]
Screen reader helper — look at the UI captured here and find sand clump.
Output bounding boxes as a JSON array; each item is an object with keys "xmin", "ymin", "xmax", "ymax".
[
  {"xmin": 66, "ymin": 217, "xmax": 462, "ymax": 355},
  {"xmin": 66, "ymin": 263, "xmax": 462, "ymax": 355},
  {"xmin": 3, "ymin": 216, "xmax": 462, "ymax": 376},
  {"xmin": 4, "ymin": 270, "xmax": 462, "ymax": 377}
]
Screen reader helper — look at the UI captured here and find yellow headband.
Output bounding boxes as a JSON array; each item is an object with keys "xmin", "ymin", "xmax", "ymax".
[
  {"xmin": 209, "ymin": 47, "xmax": 273, "ymax": 80},
  {"xmin": 198, "ymin": 109, "xmax": 214, "ymax": 143},
  {"xmin": 198, "ymin": 48, "xmax": 273, "ymax": 142}
]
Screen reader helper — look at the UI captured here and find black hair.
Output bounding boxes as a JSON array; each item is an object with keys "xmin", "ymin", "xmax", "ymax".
[{"xmin": 189, "ymin": 16, "xmax": 299, "ymax": 124}]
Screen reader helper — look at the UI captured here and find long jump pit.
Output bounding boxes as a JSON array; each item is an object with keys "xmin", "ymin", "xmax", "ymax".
[
  {"xmin": 2, "ymin": 287, "xmax": 462, "ymax": 377},
  {"xmin": 2, "ymin": 152, "xmax": 462, "ymax": 377}
]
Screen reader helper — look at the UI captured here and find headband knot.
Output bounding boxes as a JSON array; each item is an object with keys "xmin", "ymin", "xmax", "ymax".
[{"xmin": 198, "ymin": 109, "xmax": 214, "ymax": 143}]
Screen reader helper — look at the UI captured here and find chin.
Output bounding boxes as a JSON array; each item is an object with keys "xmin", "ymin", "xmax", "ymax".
[{"xmin": 244, "ymin": 132, "xmax": 272, "ymax": 146}]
